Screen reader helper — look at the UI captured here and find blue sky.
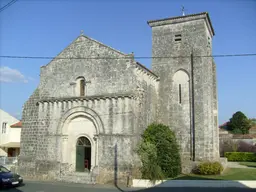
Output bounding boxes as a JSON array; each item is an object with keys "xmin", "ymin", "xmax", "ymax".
[{"xmin": 0, "ymin": 0, "xmax": 255, "ymax": 124}]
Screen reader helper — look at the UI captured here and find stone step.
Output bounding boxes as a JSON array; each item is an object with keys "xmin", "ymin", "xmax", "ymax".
[
  {"xmin": 60, "ymin": 172, "xmax": 96, "ymax": 184},
  {"xmin": 69, "ymin": 172, "xmax": 90, "ymax": 176}
]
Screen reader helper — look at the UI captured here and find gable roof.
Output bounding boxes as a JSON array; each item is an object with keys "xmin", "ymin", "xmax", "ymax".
[
  {"xmin": 41, "ymin": 34, "xmax": 128, "ymax": 68},
  {"xmin": 40, "ymin": 33, "xmax": 160, "ymax": 82}
]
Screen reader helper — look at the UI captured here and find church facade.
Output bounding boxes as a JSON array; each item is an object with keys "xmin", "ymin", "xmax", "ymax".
[{"xmin": 19, "ymin": 12, "xmax": 219, "ymax": 184}]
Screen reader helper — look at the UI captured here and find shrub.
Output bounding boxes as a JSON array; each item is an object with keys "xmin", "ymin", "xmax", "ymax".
[
  {"xmin": 194, "ymin": 161, "xmax": 223, "ymax": 175},
  {"xmin": 137, "ymin": 123, "xmax": 181, "ymax": 180},
  {"xmin": 137, "ymin": 141, "xmax": 164, "ymax": 181},
  {"xmin": 224, "ymin": 152, "xmax": 256, "ymax": 162}
]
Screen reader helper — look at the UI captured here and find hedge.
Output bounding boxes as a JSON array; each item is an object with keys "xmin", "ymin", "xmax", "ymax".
[{"xmin": 224, "ymin": 152, "xmax": 256, "ymax": 162}]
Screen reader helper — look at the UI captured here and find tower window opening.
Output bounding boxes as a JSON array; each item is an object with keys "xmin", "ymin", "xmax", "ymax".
[
  {"xmin": 80, "ymin": 79, "xmax": 85, "ymax": 96},
  {"xmin": 179, "ymin": 84, "xmax": 182, "ymax": 104},
  {"xmin": 175, "ymin": 34, "xmax": 182, "ymax": 42}
]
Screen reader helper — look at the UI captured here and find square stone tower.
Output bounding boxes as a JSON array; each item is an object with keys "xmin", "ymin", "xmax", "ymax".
[{"xmin": 148, "ymin": 12, "xmax": 219, "ymax": 166}]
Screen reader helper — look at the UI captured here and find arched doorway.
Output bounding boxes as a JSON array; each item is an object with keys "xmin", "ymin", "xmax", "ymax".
[{"xmin": 76, "ymin": 136, "xmax": 91, "ymax": 172}]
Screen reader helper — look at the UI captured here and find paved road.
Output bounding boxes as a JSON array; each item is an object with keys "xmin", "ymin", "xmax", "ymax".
[{"xmin": 0, "ymin": 181, "xmax": 255, "ymax": 192}]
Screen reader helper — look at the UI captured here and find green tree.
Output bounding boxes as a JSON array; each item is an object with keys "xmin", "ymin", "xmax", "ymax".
[
  {"xmin": 226, "ymin": 111, "xmax": 251, "ymax": 134},
  {"xmin": 137, "ymin": 141, "xmax": 164, "ymax": 182},
  {"xmin": 137, "ymin": 123, "xmax": 181, "ymax": 181}
]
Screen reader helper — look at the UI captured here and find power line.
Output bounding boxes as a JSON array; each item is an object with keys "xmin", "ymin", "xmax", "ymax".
[
  {"xmin": 0, "ymin": 0, "xmax": 18, "ymax": 13},
  {"xmin": 0, "ymin": 53, "xmax": 256, "ymax": 60}
]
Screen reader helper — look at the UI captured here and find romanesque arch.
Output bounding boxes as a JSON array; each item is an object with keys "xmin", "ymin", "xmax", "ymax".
[
  {"xmin": 173, "ymin": 69, "xmax": 190, "ymax": 83},
  {"xmin": 57, "ymin": 106, "xmax": 104, "ymax": 135},
  {"xmin": 57, "ymin": 106, "xmax": 104, "ymax": 172},
  {"xmin": 173, "ymin": 69, "xmax": 190, "ymax": 105}
]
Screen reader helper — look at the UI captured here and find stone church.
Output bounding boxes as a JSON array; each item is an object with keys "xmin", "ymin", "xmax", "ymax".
[{"xmin": 19, "ymin": 12, "xmax": 219, "ymax": 184}]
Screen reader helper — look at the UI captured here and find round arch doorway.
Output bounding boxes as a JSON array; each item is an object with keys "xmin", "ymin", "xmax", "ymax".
[{"xmin": 76, "ymin": 136, "xmax": 91, "ymax": 172}]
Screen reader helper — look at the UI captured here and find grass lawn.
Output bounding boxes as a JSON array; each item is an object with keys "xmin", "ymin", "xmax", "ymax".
[
  {"xmin": 239, "ymin": 162, "xmax": 256, "ymax": 168},
  {"xmin": 169, "ymin": 168, "xmax": 256, "ymax": 180}
]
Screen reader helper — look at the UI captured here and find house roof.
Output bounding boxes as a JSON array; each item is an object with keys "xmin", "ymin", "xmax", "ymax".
[
  {"xmin": 147, "ymin": 12, "xmax": 215, "ymax": 36},
  {"xmin": 219, "ymin": 122, "xmax": 228, "ymax": 128},
  {"xmin": 232, "ymin": 134, "xmax": 256, "ymax": 139},
  {"xmin": 10, "ymin": 121, "xmax": 22, "ymax": 128},
  {"xmin": 219, "ymin": 127, "xmax": 228, "ymax": 132}
]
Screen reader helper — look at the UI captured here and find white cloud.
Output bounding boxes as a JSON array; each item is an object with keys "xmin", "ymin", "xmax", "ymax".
[{"xmin": 0, "ymin": 66, "xmax": 29, "ymax": 83}]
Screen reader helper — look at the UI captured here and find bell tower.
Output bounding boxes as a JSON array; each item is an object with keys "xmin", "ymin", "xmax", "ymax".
[{"xmin": 148, "ymin": 12, "xmax": 219, "ymax": 164}]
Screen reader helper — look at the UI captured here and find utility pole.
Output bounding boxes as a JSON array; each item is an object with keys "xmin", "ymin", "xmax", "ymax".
[{"xmin": 191, "ymin": 51, "xmax": 195, "ymax": 161}]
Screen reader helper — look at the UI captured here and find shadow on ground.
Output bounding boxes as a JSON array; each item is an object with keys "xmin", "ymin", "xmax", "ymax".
[
  {"xmin": 0, "ymin": 184, "xmax": 25, "ymax": 191},
  {"xmin": 113, "ymin": 144, "xmax": 254, "ymax": 191},
  {"xmin": 126, "ymin": 179, "xmax": 254, "ymax": 191},
  {"xmin": 125, "ymin": 178, "xmax": 255, "ymax": 192},
  {"xmin": 170, "ymin": 175, "xmax": 222, "ymax": 180},
  {"xmin": 245, "ymin": 165, "xmax": 256, "ymax": 168},
  {"xmin": 131, "ymin": 187, "xmax": 255, "ymax": 192}
]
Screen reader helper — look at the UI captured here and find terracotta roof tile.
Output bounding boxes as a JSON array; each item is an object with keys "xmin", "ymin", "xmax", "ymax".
[{"xmin": 10, "ymin": 121, "xmax": 22, "ymax": 128}]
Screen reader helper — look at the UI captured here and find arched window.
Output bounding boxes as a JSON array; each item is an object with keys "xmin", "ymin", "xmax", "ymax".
[
  {"xmin": 173, "ymin": 70, "xmax": 189, "ymax": 105},
  {"xmin": 76, "ymin": 76, "xmax": 85, "ymax": 96},
  {"xmin": 76, "ymin": 137, "xmax": 91, "ymax": 147},
  {"xmin": 80, "ymin": 79, "xmax": 85, "ymax": 96}
]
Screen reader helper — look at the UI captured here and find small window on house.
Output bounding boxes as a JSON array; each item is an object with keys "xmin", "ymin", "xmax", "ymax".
[
  {"xmin": 2, "ymin": 122, "xmax": 7, "ymax": 134},
  {"xmin": 179, "ymin": 84, "xmax": 182, "ymax": 104},
  {"xmin": 80, "ymin": 79, "xmax": 85, "ymax": 96},
  {"xmin": 175, "ymin": 34, "xmax": 182, "ymax": 42}
]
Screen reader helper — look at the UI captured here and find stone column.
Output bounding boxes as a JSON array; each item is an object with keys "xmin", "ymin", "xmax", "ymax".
[
  {"xmin": 93, "ymin": 135, "xmax": 99, "ymax": 168},
  {"xmin": 62, "ymin": 135, "xmax": 68, "ymax": 163},
  {"xmin": 124, "ymin": 97, "xmax": 130, "ymax": 134}
]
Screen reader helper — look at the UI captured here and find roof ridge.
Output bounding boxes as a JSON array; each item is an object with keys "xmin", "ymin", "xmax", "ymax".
[
  {"xmin": 147, "ymin": 12, "xmax": 215, "ymax": 36},
  {"xmin": 41, "ymin": 35, "xmax": 81, "ymax": 68},
  {"xmin": 135, "ymin": 62, "xmax": 159, "ymax": 79}
]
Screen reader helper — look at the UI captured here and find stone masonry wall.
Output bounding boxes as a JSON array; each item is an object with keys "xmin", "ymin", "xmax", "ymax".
[
  {"xmin": 19, "ymin": 88, "xmax": 40, "ymax": 177},
  {"xmin": 39, "ymin": 35, "xmax": 136, "ymax": 98},
  {"xmin": 19, "ymin": 34, "xmax": 159, "ymax": 183}
]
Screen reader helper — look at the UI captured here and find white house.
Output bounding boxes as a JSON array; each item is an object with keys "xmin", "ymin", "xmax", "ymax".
[{"xmin": 0, "ymin": 109, "xmax": 21, "ymax": 157}]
